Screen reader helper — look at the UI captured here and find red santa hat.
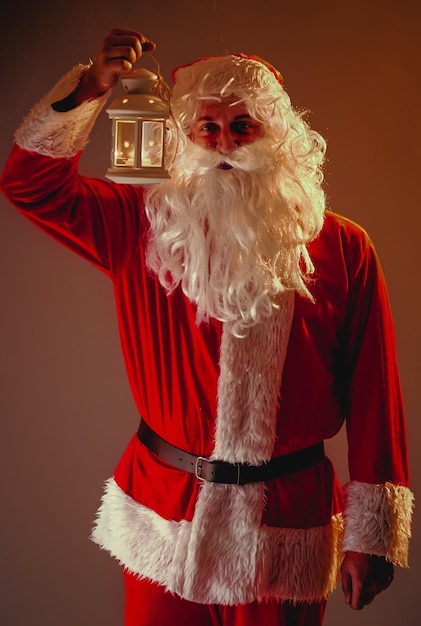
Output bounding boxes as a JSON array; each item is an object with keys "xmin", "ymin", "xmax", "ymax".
[{"xmin": 172, "ymin": 53, "xmax": 283, "ymax": 86}]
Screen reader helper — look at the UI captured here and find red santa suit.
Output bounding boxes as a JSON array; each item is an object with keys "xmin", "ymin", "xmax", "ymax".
[{"xmin": 0, "ymin": 65, "xmax": 413, "ymax": 609}]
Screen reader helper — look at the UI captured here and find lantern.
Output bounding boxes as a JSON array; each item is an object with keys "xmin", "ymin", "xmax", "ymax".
[{"xmin": 106, "ymin": 68, "xmax": 170, "ymax": 185}]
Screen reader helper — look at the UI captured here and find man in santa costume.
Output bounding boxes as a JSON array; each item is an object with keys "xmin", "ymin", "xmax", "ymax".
[{"xmin": 0, "ymin": 28, "xmax": 414, "ymax": 626}]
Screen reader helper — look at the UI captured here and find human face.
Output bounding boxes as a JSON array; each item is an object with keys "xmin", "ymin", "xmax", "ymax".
[{"xmin": 189, "ymin": 100, "xmax": 265, "ymax": 156}]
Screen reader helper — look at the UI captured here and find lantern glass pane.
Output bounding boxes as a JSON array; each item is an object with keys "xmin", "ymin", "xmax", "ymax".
[
  {"xmin": 114, "ymin": 120, "xmax": 136, "ymax": 167},
  {"xmin": 141, "ymin": 120, "xmax": 163, "ymax": 167}
]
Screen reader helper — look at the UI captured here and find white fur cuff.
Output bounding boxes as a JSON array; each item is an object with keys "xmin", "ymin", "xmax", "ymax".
[
  {"xmin": 342, "ymin": 481, "xmax": 414, "ymax": 566},
  {"xmin": 14, "ymin": 65, "xmax": 110, "ymax": 158}
]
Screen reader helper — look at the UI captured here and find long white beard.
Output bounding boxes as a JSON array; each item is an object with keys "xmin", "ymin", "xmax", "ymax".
[{"xmin": 145, "ymin": 138, "xmax": 318, "ymax": 336}]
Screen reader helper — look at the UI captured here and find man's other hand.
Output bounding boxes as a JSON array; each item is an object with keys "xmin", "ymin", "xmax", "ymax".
[{"xmin": 341, "ymin": 551, "xmax": 394, "ymax": 610}]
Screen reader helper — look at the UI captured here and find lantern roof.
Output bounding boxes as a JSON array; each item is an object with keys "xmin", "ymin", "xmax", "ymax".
[{"xmin": 107, "ymin": 68, "xmax": 170, "ymax": 118}]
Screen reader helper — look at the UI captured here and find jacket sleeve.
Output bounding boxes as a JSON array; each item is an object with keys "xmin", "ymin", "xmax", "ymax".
[
  {"xmin": 0, "ymin": 65, "xmax": 147, "ymax": 277},
  {"xmin": 338, "ymin": 224, "xmax": 414, "ymax": 565}
]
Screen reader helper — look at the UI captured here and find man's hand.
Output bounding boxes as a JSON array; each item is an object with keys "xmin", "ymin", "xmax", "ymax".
[
  {"xmin": 74, "ymin": 28, "xmax": 156, "ymax": 105},
  {"xmin": 341, "ymin": 551, "xmax": 394, "ymax": 610}
]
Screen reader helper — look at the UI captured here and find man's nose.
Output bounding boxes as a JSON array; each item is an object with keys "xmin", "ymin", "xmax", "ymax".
[{"xmin": 216, "ymin": 130, "xmax": 238, "ymax": 154}]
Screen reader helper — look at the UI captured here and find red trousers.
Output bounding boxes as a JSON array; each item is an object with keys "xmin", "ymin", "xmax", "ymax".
[{"xmin": 124, "ymin": 571, "xmax": 326, "ymax": 626}]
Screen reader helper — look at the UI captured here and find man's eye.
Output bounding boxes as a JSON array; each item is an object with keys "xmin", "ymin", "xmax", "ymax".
[
  {"xmin": 199, "ymin": 123, "xmax": 219, "ymax": 133},
  {"xmin": 231, "ymin": 121, "xmax": 253, "ymax": 134}
]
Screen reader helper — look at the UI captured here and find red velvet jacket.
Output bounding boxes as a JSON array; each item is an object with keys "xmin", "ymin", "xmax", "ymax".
[{"xmin": 0, "ymin": 70, "xmax": 413, "ymax": 602}]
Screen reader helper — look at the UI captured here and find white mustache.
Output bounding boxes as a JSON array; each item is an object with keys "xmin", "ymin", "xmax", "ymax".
[{"xmin": 178, "ymin": 138, "xmax": 278, "ymax": 175}]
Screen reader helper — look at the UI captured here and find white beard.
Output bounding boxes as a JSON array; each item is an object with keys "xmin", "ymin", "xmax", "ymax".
[{"xmin": 145, "ymin": 137, "xmax": 317, "ymax": 336}]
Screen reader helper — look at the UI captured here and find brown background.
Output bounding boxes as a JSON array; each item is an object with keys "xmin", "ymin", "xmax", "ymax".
[{"xmin": 0, "ymin": 0, "xmax": 419, "ymax": 624}]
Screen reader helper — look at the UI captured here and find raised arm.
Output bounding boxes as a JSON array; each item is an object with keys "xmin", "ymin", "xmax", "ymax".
[{"xmin": 0, "ymin": 28, "xmax": 155, "ymax": 275}]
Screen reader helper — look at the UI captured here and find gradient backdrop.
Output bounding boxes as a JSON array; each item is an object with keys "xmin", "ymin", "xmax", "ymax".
[{"xmin": 0, "ymin": 1, "xmax": 420, "ymax": 624}]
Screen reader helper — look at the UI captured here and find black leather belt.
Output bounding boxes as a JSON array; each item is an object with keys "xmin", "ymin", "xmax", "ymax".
[{"xmin": 137, "ymin": 419, "xmax": 325, "ymax": 485}]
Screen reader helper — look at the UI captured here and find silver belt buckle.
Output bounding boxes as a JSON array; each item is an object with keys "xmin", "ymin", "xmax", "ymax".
[
  {"xmin": 195, "ymin": 456, "xmax": 242, "ymax": 485},
  {"xmin": 194, "ymin": 456, "xmax": 207, "ymax": 481}
]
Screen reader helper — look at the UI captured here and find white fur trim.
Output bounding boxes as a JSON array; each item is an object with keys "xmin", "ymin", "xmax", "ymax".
[
  {"xmin": 214, "ymin": 292, "xmax": 294, "ymax": 464},
  {"xmin": 342, "ymin": 481, "xmax": 414, "ymax": 566},
  {"xmin": 14, "ymin": 65, "xmax": 110, "ymax": 158},
  {"xmin": 170, "ymin": 294, "xmax": 295, "ymax": 601},
  {"xmin": 92, "ymin": 477, "xmax": 344, "ymax": 604}
]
